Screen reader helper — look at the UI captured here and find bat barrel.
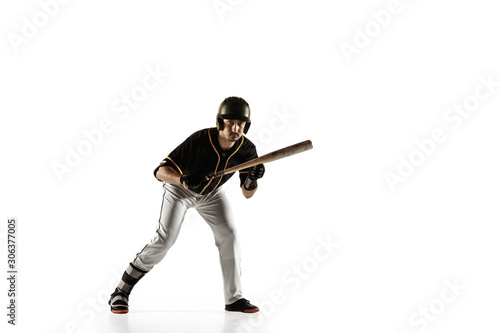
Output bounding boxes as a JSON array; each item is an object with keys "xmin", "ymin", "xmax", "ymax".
[{"xmin": 207, "ymin": 140, "xmax": 313, "ymax": 180}]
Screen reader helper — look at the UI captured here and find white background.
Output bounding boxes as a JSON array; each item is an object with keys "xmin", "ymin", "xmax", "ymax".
[{"xmin": 1, "ymin": 0, "xmax": 500, "ymax": 332}]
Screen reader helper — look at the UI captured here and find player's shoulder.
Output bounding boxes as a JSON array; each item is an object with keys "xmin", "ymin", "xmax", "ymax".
[
  {"xmin": 238, "ymin": 135, "xmax": 258, "ymax": 157},
  {"xmin": 242, "ymin": 135, "xmax": 257, "ymax": 150},
  {"xmin": 185, "ymin": 128, "xmax": 213, "ymax": 143}
]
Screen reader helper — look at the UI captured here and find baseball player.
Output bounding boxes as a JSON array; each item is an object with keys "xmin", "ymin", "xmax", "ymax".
[{"xmin": 109, "ymin": 97, "xmax": 265, "ymax": 314}]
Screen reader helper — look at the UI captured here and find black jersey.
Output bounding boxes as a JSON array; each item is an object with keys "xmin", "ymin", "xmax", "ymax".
[{"xmin": 154, "ymin": 128, "xmax": 258, "ymax": 195}]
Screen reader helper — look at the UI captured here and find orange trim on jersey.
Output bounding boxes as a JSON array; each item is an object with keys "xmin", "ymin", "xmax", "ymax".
[
  {"xmin": 210, "ymin": 136, "xmax": 245, "ymax": 194},
  {"xmin": 166, "ymin": 157, "xmax": 183, "ymax": 175},
  {"xmin": 200, "ymin": 130, "xmax": 221, "ymax": 195}
]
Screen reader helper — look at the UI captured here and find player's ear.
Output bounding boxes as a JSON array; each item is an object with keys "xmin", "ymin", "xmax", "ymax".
[{"xmin": 217, "ymin": 117, "xmax": 225, "ymax": 131}]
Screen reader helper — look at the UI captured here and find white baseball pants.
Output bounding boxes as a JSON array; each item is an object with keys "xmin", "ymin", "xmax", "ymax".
[{"xmin": 133, "ymin": 183, "xmax": 243, "ymax": 305}]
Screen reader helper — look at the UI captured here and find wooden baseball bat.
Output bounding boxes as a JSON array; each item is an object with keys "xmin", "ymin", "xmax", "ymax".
[{"xmin": 207, "ymin": 140, "xmax": 313, "ymax": 179}]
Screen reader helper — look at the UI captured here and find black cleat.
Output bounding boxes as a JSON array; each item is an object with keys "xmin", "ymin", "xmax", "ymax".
[
  {"xmin": 109, "ymin": 288, "xmax": 129, "ymax": 314},
  {"xmin": 225, "ymin": 298, "xmax": 259, "ymax": 313}
]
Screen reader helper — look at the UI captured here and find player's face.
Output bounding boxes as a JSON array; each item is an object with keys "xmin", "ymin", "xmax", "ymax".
[{"xmin": 221, "ymin": 119, "xmax": 246, "ymax": 142}]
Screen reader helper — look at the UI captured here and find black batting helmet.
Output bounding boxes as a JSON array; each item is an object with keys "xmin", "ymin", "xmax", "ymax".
[{"xmin": 216, "ymin": 97, "xmax": 251, "ymax": 134}]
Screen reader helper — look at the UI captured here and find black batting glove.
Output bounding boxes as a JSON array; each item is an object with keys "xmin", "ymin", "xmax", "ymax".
[
  {"xmin": 244, "ymin": 164, "xmax": 265, "ymax": 191},
  {"xmin": 180, "ymin": 174, "xmax": 204, "ymax": 189},
  {"xmin": 248, "ymin": 164, "xmax": 265, "ymax": 180}
]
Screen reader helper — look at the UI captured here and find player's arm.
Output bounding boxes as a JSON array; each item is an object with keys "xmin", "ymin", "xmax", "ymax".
[
  {"xmin": 241, "ymin": 164, "xmax": 265, "ymax": 199},
  {"xmin": 155, "ymin": 166, "xmax": 182, "ymax": 185},
  {"xmin": 156, "ymin": 166, "xmax": 204, "ymax": 189},
  {"xmin": 242, "ymin": 184, "xmax": 257, "ymax": 199}
]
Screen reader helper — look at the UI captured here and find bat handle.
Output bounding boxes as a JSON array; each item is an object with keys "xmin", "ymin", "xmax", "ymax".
[{"xmin": 205, "ymin": 172, "xmax": 218, "ymax": 181}]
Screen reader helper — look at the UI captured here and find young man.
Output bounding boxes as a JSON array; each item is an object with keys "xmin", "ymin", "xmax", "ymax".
[{"xmin": 109, "ymin": 96, "xmax": 265, "ymax": 314}]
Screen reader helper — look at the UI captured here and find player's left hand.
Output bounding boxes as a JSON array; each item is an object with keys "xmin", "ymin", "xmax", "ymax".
[
  {"xmin": 247, "ymin": 164, "xmax": 265, "ymax": 180},
  {"xmin": 243, "ymin": 164, "xmax": 265, "ymax": 191}
]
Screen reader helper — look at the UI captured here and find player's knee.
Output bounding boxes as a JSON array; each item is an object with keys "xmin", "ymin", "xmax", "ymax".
[
  {"xmin": 218, "ymin": 230, "xmax": 239, "ymax": 249},
  {"xmin": 157, "ymin": 228, "xmax": 178, "ymax": 249},
  {"xmin": 221, "ymin": 224, "xmax": 237, "ymax": 240}
]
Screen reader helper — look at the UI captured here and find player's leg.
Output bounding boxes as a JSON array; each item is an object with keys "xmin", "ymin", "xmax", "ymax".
[
  {"xmin": 109, "ymin": 262, "xmax": 147, "ymax": 314},
  {"xmin": 195, "ymin": 188, "xmax": 259, "ymax": 313},
  {"xmin": 133, "ymin": 185, "xmax": 191, "ymax": 271},
  {"xmin": 110, "ymin": 184, "xmax": 193, "ymax": 313}
]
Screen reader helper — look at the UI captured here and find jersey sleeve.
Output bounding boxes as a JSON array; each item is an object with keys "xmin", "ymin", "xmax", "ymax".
[
  {"xmin": 153, "ymin": 130, "xmax": 200, "ymax": 181},
  {"xmin": 238, "ymin": 139, "xmax": 259, "ymax": 187}
]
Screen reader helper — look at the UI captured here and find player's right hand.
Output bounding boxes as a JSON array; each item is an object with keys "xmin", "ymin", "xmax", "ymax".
[{"xmin": 180, "ymin": 174, "xmax": 204, "ymax": 189}]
